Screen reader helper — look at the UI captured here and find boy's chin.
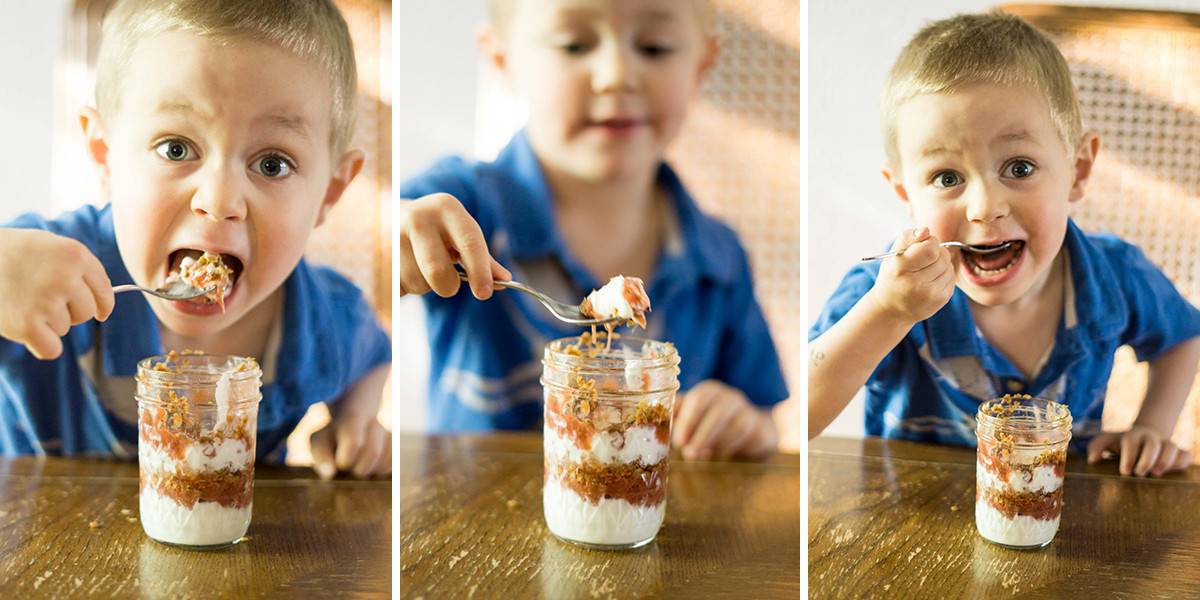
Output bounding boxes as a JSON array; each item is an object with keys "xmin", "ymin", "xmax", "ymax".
[
  {"xmin": 957, "ymin": 277, "xmax": 1034, "ymax": 307},
  {"xmin": 146, "ymin": 299, "xmax": 239, "ymax": 337}
]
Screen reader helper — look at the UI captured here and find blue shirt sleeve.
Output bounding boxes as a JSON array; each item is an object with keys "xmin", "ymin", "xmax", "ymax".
[
  {"xmin": 710, "ymin": 242, "xmax": 789, "ymax": 407},
  {"xmin": 315, "ymin": 267, "xmax": 393, "ymax": 403},
  {"xmin": 1113, "ymin": 242, "xmax": 1200, "ymax": 361}
]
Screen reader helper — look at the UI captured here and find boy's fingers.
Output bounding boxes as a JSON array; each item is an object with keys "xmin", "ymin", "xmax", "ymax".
[
  {"xmin": 334, "ymin": 418, "xmax": 368, "ymax": 471},
  {"xmin": 445, "ymin": 219, "xmax": 495, "ymax": 300},
  {"xmin": 716, "ymin": 409, "xmax": 758, "ymax": 460},
  {"xmin": 82, "ymin": 265, "xmax": 114, "ymax": 321},
  {"xmin": 672, "ymin": 385, "xmax": 714, "ymax": 448},
  {"xmin": 67, "ymin": 283, "xmax": 100, "ymax": 326},
  {"xmin": 685, "ymin": 399, "xmax": 740, "ymax": 460},
  {"xmin": 1151, "ymin": 443, "xmax": 1178, "ymax": 477},
  {"xmin": 397, "ymin": 238, "xmax": 431, "ymax": 296},
  {"xmin": 309, "ymin": 427, "xmax": 337, "ymax": 480},
  {"xmin": 412, "ymin": 234, "xmax": 461, "ymax": 298},
  {"xmin": 27, "ymin": 324, "xmax": 63, "ymax": 360},
  {"xmin": 490, "ymin": 258, "xmax": 512, "ymax": 283},
  {"xmin": 1134, "ymin": 436, "xmax": 1161, "ymax": 477},
  {"xmin": 899, "ymin": 238, "xmax": 944, "ymax": 272},
  {"xmin": 1174, "ymin": 448, "xmax": 1193, "ymax": 472},
  {"xmin": 47, "ymin": 305, "xmax": 71, "ymax": 337},
  {"xmin": 1086, "ymin": 434, "xmax": 1116, "ymax": 464},
  {"xmin": 352, "ymin": 423, "xmax": 386, "ymax": 478},
  {"xmin": 375, "ymin": 432, "xmax": 392, "ymax": 477},
  {"xmin": 1118, "ymin": 434, "xmax": 1141, "ymax": 476}
]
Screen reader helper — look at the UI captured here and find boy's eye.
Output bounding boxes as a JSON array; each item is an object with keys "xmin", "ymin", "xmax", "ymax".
[
  {"xmin": 154, "ymin": 139, "xmax": 196, "ymax": 162},
  {"xmin": 639, "ymin": 43, "xmax": 675, "ymax": 58},
  {"xmin": 932, "ymin": 171, "xmax": 962, "ymax": 189},
  {"xmin": 251, "ymin": 154, "xmax": 294, "ymax": 179},
  {"xmin": 559, "ymin": 41, "xmax": 590, "ymax": 55},
  {"xmin": 1004, "ymin": 159, "xmax": 1037, "ymax": 179}
]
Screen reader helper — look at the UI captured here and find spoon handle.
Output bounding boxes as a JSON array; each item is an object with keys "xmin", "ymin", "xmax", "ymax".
[
  {"xmin": 113, "ymin": 284, "xmax": 143, "ymax": 294},
  {"xmin": 860, "ymin": 241, "xmax": 964, "ymax": 262}
]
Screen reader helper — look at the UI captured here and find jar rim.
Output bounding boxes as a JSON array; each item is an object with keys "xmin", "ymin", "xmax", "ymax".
[
  {"xmin": 976, "ymin": 395, "xmax": 1072, "ymax": 436},
  {"xmin": 543, "ymin": 335, "xmax": 680, "ymax": 371},
  {"xmin": 135, "ymin": 353, "xmax": 262, "ymax": 389}
]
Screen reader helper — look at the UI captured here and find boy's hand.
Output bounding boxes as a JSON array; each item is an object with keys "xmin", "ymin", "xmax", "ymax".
[
  {"xmin": 1086, "ymin": 425, "xmax": 1192, "ymax": 477},
  {"xmin": 867, "ymin": 227, "xmax": 956, "ymax": 324},
  {"xmin": 398, "ymin": 193, "xmax": 512, "ymax": 300},
  {"xmin": 672, "ymin": 379, "xmax": 778, "ymax": 460},
  {"xmin": 309, "ymin": 411, "xmax": 392, "ymax": 480},
  {"xmin": 0, "ymin": 228, "xmax": 114, "ymax": 359}
]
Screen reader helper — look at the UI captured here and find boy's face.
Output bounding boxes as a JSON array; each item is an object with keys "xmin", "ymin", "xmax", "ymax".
[
  {"xmin": 85, "ymin": 32, "xmax": 358, "ymax": 338},
  {"xmin": 494, "ymin": 0, "xmax": 715, "ymax": 181},
  {"xmin": 886, "ymin": 83, "xmax": 1094, "ymax": 307}
]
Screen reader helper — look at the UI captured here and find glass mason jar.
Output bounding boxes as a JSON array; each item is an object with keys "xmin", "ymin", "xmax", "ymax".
[
  {"xmin": 136, "ymin": 352, "xmax": 262, "ymax": 549},
  {"xmin": 542, "ymin": 335, "xmax": 680, "ymax": 550},
  {"xmin": 975, "ymin": 394, "xmax": 1072, "ymax": 549}
]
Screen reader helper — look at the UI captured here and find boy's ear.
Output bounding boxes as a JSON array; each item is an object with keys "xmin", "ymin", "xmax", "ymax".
[
  {"xmin": 881, "ymin": 162, "xmax": 910, "ymax": 203},
  {"xmin": 476, "ymin": 23, "xmax": 511, "ymax": 85},
  {"xmin": 315, "ymin": 149, "xmax": 365, "ymax": 227},
  {"xmin": 1068, "ymin": 132, "xmax": 1101, "ymax": 203},
  {"xmin": 695, "ymin": 36, "xmax": 719, "ymax": 88},
  {"xmin": 79, "ymin": 107, "xmax": 111, "ymax": 194}
]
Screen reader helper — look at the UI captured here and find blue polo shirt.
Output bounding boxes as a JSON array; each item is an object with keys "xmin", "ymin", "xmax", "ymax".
[
  {"xmin": 400, "ymin": 131, "xmax": 788, "ymax": 432},
  {"xmin": 0, "ymin": 204, "xmax": 391, "ymax": 460},
  {"xmin": 810, "ymin": 220, "xmax": 1200, "ymax": 452}
]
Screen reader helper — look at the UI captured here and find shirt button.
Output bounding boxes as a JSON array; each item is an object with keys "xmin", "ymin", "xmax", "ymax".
[{"xmin": 1007, "ymin": 380, "xmax": 1024, "ymax": 392}]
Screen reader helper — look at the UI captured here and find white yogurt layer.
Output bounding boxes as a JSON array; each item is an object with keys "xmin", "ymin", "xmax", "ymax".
[
  {"xmin": 543, "ymin": 478, "xmax": 664, "ymax": 546},
  {"xmin": 545, "ymin": 426, "xmax": 668, "ymax": 466},
  {"xmin": 975, "ymin": 498, "xmax": 1059, "ymax": 547},
  {"xmin": 140, "ymin": 487, "xmax": 251, "ymax": 547},
  {"xmin": 977, "ymin": 461, "xmax": 1063, "ymax": 494},
  {"xmin": 139, "ymin": 437, "xmax": 252, "ymax": 474},
  {"xmin": 585, "ymin": 276, "xmax": 636, "ymax": 320}
]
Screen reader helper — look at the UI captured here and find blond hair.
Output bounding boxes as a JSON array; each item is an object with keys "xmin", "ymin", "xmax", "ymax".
[
  {"xmin": 881, "ymin": 12, "xmax": 1082, "ymax": 166},
  {"xmin": 486, "ymin": 0, "xmax": 716, "ymax": 35},
  {"xmin": 95, "ymin": 0, "xmax": 357, "ymax": 154}
]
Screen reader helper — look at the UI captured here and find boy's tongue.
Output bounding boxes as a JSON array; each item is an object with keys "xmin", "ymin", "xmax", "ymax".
[{"xmin": 970, "ymin": 244, "xmax": 1018, "ymax": 270}]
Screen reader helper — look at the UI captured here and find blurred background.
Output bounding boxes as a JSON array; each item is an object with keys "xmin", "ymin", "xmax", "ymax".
[
  {"xmin": 812, "ymin": 0, "xmax": 1200, "ymax": 454},
  {"xmin": 397, "ymin": 1, "xmax": 802, "ymax": 449},
  {"xmin": 0, "ymin": 0, "xmax": 393, "ymax": 463}
]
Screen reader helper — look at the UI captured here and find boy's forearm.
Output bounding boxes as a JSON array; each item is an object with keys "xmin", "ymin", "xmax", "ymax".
[
  {"xmin": 1136, "ymin": 337, "xmax": 1200, "ymax": 436},
  {"xmin": 809, "ymin": 290, "xmax": 915, "ymax": 439}
]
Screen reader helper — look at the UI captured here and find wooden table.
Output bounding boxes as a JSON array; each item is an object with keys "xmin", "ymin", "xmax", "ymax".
[
  {"xmin": 810, "ymin": 437, "xmax": 1200, "ymax": 598},
  {"xmin": 400, "ymin": 433, "xmax": 800, "ymax": 598},
  {"xmin": 0, "ymin": 457, "xmax": 390, "ymax": 597}
]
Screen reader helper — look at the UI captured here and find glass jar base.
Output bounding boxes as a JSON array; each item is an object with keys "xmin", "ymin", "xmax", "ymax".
[
  {"xmin": 550, "ymin": 532, "xmax": 656, "ymax": 551},
  {"xmin": 978, "ymin": 535, "xmax": 1054, "ymax": 550},
  {"xmin": 148, "ymin": 536, "xmax": 247, "ymax": 551}
]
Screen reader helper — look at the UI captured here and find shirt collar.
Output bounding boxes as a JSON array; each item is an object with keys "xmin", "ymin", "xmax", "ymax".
[
  {"xmin": 925, "ymin": 218, "xmax": 1123, "ymax": 360},
  {"xmin": 478, "ymin": 130, "xmax": 736, "ymax": 287}
]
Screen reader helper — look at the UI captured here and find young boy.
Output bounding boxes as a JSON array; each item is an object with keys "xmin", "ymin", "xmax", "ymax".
[
  {"xmin": 399, "ymin": 0, "xmax": 787, "ymax": 460},
  {"xmin": 0, "ymin": 0, "xmax": 391, "ymax": 479},
  {"xmin": 810, "ymin": 12, "xmax": 1200, "ymax": 477}
]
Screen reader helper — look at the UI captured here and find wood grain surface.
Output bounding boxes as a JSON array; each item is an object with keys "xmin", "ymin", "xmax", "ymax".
[
  {"xmin": 809, "ymin": 437, "xmax": 1200, "ymax": 599},
  {"xmin": 399, "ymin": 433, "xmax": 800, "ymax": 599},
  {"xmin": 0, "ymin": 457, "xmax": 390, "ymax": 598}
]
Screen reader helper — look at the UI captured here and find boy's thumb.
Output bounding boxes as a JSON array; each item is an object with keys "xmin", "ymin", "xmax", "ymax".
[{"xmin": 310, "ymin": 428, "xmax": 337, "ymax": 480}]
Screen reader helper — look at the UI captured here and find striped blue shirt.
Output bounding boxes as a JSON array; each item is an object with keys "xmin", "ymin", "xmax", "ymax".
[
  {"xmin": 811, "ymin": 220, "xmax": 1200, "ymax": 452},
  {"xmin": 400, "ymin": 131, "xmax": 788, "ymax": 432},
  {"xmin": 0, "ymin": 204, "xmax": 391, "ymax": 460}
]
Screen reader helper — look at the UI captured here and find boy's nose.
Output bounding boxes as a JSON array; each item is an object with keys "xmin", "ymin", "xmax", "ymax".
[
  {"xmin": 964, "ymin": 182, "xmax": 1010, "ymax": 224},
  {"xmin": 592, "ymin": 42, "xmax": 637, "ymax": 93},
  {"xmin": 191, "ymin": 164, "xmax": 248, "ymax": 221}
]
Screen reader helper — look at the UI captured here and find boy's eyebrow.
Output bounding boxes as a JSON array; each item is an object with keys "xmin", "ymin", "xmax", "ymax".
[
  {"xmin": 919, "ymin": 144, "xmax": 959, "ymax": 158},
  {"xmin": 994, "ymin": 130, "xmax": 1042, "ymax": 146},
  {"xmin": 258, "ymin": 113, "xmax": 312, "ymax": 141},
  {"xmin": 155, "ymin": 100, "xmax": 211, "ymax": 119}
]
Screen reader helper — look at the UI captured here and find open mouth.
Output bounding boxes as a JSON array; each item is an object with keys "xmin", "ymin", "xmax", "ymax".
[
  {"xmin": 961, "ymin": 240, "xmax": 1025, "ymax": 278},
  {"xmin": 166, "ymin": 249, "xmax": 244, "ymax": 306},
  {"xmin": 591, "ymin": 118, "xmax": 643, "ymax": 131}
]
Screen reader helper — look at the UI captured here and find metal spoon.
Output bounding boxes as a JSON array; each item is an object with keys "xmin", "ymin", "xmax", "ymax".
[
  {"xmin": 113, "ymin": 280, "xmax": 217, "ymax": 301},
  {"xmin": 861, "ymin": 241, "xmax": 1014, "ymax": 262},
  {"xmin": 455, "ymin": 273, "xmax": 621, "ymax": 325}
]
